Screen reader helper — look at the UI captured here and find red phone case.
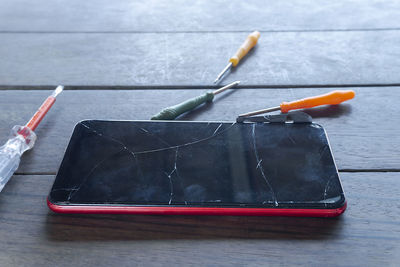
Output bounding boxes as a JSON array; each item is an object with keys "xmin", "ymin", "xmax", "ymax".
[{"xmin": 47, "ymin": 198, "xmax": 346, "ymax": 217}]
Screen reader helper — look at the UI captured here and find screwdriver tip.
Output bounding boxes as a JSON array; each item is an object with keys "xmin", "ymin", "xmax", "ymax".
[{"xmin": 214, "ymin": 62, "xmax": 233, "ymax": 84}]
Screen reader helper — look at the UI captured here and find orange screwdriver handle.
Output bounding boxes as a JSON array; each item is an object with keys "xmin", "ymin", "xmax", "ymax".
[{"xmin": 280, "ymin": 90, "xmax": 355, "ymax": 113}]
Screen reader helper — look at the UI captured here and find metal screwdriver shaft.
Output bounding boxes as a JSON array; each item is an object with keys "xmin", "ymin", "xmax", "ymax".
[
  {"xmin": 214, "ymin": 63, "xmax": 233, "ymax": 84},
  {"xmin": 214, "ymin": 31, "xmax": 260, "ymax": 84},
  {"xmin": 151, "ymin": 81, "xmax": 240, "ymax": 120},
  {"xmin": 212, "ymin": 81, "xmax": 240, "ymax": 95},
  {"xmin": 238, "ymin": 106, "xmax": 281, "ymax": 118}
]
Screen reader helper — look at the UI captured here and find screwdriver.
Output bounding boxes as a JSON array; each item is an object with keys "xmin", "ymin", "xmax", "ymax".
[
  {"xmin": 238, "ymin": 90, "xmax": 355, "ymax": 118},
  {"xmin": 0, "ymin": 85, "xmax": 63, "ymax": 192},
  {"xmin": 151, "ymin": 81, "xmax": 240, "ymax": 120},
  {"xmin": 214, "ymin": 31, "xmax": 260, "ymax": 84}
]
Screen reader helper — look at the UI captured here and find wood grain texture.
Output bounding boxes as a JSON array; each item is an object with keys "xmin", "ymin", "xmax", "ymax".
[
  {"xmin": 1, "ymin": 31, "xmax": 400, "ymax": 86},
  {"xmin": 0, "ymin": 87, "xmax": 398, "ymax": 173},
  {"xmin": 0, "ymin": 1, "xmax": 399, "ymax": 265},
  {"xmin": 1, "ymin": 0, "xmax": 399, "ymax": 32},
  {"xmin": 0, "ymin": 173, "xmax": 398, "ymax": 266}
]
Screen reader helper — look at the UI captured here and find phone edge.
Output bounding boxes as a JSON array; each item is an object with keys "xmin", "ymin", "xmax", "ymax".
[{"xmin": 47, "ymin": 198, "xmax": 346, "ymax": 218}]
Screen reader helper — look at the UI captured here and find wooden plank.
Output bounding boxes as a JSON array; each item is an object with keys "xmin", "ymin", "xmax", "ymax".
[
  {"xmin": 1, "ymin": 0, "xmax": 400, "ymax": 32},
  {"xmin": 0, "ymin": 173, "xmax": 399, "ymax": 266},
  {"xmin": 0, "ymin": 31, "xmax": 400, "ymax": 87},
  {"xmin": 0, "ymin": 87, "xmax": 398, "ymax": 172}
]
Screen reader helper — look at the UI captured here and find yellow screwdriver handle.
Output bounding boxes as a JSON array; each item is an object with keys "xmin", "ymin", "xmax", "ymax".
[
  {"xmin": 280, "ymin": 90, "xmax": 356, "ymax": 113},
  {"xmin": 229, "ymin": 31, "xmax": 260, "ymax": 67}
]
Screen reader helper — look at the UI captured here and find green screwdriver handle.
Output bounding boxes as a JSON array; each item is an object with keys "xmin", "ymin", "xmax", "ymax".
[{"xmin": 151, "ymin": 92, "xmax": 214, "ymax": 120}]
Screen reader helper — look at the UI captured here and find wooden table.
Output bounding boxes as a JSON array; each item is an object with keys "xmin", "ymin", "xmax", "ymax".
[{"xmin": 0, "ymin": 1, "xmax": 399, "ymax": 266}]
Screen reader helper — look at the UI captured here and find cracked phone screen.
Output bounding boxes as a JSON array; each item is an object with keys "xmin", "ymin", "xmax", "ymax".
[{"xmin": 48, "ymin": 120, "xmax": 345, "ymax": 209}]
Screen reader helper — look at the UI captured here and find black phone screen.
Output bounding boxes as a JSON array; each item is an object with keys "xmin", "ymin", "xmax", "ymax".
[{"xmin": 48, "ymin": 120, "xmax": 345, "ymax": 209}]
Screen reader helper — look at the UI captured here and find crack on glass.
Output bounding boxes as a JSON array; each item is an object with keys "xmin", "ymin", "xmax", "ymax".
[
  {"xmin": 67, "ymin": 148, "xmax": 127, "ymax": 200},
  {"xmin": 256, "ymin": 159, "xmax": 263, "ymax": 169},
  {"xmin": 287, "ymin": 132, "xmax": 297, "ymax": 145},
  {"xmin": 130, "ymin": 151, "xmax": 145, "ymax": 180},
  {"xmin": 137, "ymin": 126, "xmax": 172, "ymax": 147},
  {"xmin": 164, "ymin": 171, "xmax": 174, "ymax": 205},
  {"xmin": 51, "ymin": 188, "xmax": 78, "ymax": 194},
  {"xmin": 252, "ymin": 123, "xmax": 278, "ymax": 206},
  {"xmin": 81, "ymin": 121, "xmax": 236, "ymax": 155},
  {"xmin": 126, "ymin": 122, "xmax": 236, "ymax": 155},
  {"xmin": 323, "ymin": 174, "xmax": 337, "ymax": 207},
  {"xmin": 318, "ymin": 145, "xmax": 329, "ymax": 160},
  {"xmin": 212, "ymin": 123, "xmax": 223, "ymax": 136},
  {"xmin": 80, "ymin": 122, "xmax": 132, "ymax": 152},
  {"xmin": 70, "ymin": 121, "xmax": 236, "ymax": 202},
  {"xmin": 164, "ymin": 148, "xmax": 180, "ymax": 205},
  {"xmin": 173, "ymin": 148, "xmax": 183, "ymax": 204}
]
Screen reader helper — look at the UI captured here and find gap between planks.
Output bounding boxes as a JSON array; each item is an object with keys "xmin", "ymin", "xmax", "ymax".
[
  {"xmin": 1, "ymin": 28, "xmax": 400, "ymax": 34},
  {"xmin": 2, "ymin": 83, "xmax": 400, "ymax": 91}
]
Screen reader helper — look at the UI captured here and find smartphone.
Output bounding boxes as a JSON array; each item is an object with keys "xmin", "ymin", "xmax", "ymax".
[{"xmin": 47, "ymin": 120, "xmax": 346, "ymax": 217}]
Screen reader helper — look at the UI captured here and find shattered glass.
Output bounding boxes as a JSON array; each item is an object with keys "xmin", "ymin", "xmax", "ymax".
[{"xmin": 49, "ymin": 120, "xmax": 345, "ymax": 209}]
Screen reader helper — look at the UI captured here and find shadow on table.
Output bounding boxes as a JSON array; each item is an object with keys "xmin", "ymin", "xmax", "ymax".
[
  {"xmin": 45, "ymin": 212, "xmax": 344, "ymax": 241},
  {"xmin": 303, "ymin": 103, "xmax": 352, "ymax": 118}
]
